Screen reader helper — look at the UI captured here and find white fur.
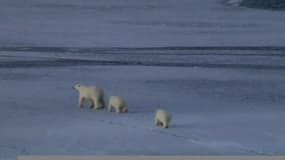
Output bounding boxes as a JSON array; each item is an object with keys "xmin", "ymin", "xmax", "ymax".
[
  {"xmin": 155, "ymin": 109, "xmax": 171, "ymax": 128},
  {"xmin": 73, "ymin": 83, "xmax": 105, "ymax": 109},
  {"xmin": 108, "ymin": 96, "xmax": 128, "ymax": 113}
]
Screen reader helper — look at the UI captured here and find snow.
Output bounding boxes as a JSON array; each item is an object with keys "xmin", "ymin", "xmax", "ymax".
[
  {"xmin": 0, "ymin": 0, "xmax": 285, "ymax": 47},
  {"xmin": 0, "ymin": 48, "xmax": 285, "ymax": 160},
  {"xmin": 1, "ymin": 0, "xmax": 285, "ymax": 159}
]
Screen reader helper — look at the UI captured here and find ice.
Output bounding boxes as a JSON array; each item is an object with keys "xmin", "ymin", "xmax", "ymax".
[
  {"xmin": 0, "ymin": 48, "xmax": 285, "ymax": 160},
  {"xmin": 1, "ymin": 0, "xmax": 285, "ymax": 159},
  {"xmin": 227, "ymin": 0, "xmax": 243, "ymax": 7},
  {"xmin": 0, "ymin": 0, "xmax": 285, "ymax": 47}
]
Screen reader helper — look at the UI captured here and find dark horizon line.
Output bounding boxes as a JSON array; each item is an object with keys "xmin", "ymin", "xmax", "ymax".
[{"xmin": 1, "ymin": 46, "xmax": 285, "ymax": 52}]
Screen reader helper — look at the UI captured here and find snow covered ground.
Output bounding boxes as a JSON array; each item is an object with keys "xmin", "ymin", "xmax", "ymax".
[
  {"xmin": 1, "ymin": 0, "xmax": 285, "ymax": 47},
  {"xmin": 1, "ymin": 0, "xmax": 285, "ymax": 159},
  {"xmin": 0, "ymin": 48, "xmax": 285, "ymax": 160}
]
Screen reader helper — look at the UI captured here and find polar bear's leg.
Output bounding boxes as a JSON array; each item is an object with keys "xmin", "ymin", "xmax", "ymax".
[
  {"xmin": 158, "ymin": 121, "xmax": 162, "ymax": 127},
  {"xmin": 88, "ymin": 98, "xmax": 93, "ymax": 109},
  {"xmin": 115, "ymin": 106, "xmax": 122, "ymax": 113},
  {"xmin": 79, "ymin": 97, "xmax": 85, "ymax": 109},
  {"xmin": 122, "ymin": 107, "xmax": 128, "ymax": 113},
  {"xmin": 108, "ymin": 103, "xmax": 113, "ymax": 112},
  {"xmin": 89, "ymin": 96, "xmax": 99, "ymax": 110},
  {"xmin": 162, "ymin": 120, "xmax": 168, "ymax": 128},
  {"xmin": 116, "ymin": 106, "xmax": 121, "ymax": 113},
  {"xmin": 94, "ymin": 98, "xmax": 101, "ymax": 110},
  {"xmin": 155, "ymin": 119, "xmax": 163, "ymax": 127}
]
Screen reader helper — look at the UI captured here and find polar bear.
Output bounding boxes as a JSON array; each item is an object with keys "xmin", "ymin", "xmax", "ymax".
[
  {"xmin": 73, "ymin": 83, "xmax": 105, "ymax": 109},
  {"xmin": 108, "ymin": 96, "xmax": 128, "ymax": 113},
  {"xmin": 155, "ymin": 109, "xmax": 171, "ymax": 128}
]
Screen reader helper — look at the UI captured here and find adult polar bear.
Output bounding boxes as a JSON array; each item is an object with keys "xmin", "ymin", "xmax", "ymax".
[{"xmin": 73, "ymin": 83, "xmax": 105, "ymax": 109}]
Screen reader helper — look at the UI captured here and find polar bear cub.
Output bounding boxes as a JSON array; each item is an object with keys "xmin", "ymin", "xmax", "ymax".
[
  {"xmin": 73, "ymin": 83, "xmax": 105, "ymax": 109},
  {"xmin": 108, "ymin": 96, "xmax": 128, "ymax": 113},
  {"xmin": 155, "ymin": 109, "xmax": 171, "ymax": 128}
]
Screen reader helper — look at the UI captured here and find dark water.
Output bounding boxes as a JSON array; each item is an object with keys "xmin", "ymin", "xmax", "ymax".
[
  {"xmin": 241, "ymin": 0, "xmax": 285, "ymax": 11},
  {"xmin": 0, "ymin": 46, "xmax": 285, "ymax": 70}
]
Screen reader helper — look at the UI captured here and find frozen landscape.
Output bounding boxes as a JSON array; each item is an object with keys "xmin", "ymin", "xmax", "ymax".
[{"xmin": 0, "ymin": 0, "xmax": 285, "ymax": 160}]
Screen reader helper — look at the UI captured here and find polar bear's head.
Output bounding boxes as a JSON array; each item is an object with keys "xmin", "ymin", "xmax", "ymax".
[{"xmin": 72, "ymin": 83, "xmax": 82, "ymax": 91}]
